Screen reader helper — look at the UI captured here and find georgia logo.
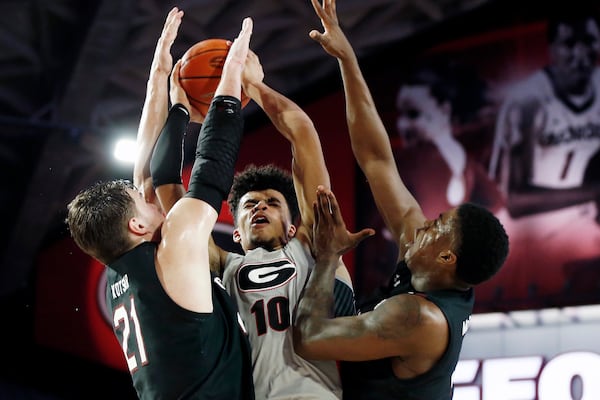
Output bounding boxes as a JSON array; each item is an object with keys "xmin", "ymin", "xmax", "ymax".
[{"xmin": 237, "ymin": 259, "xmax": 297, "ymax": 292}]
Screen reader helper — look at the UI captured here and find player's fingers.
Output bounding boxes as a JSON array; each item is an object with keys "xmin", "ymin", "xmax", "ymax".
[
  {"xmin": 310, "ymin": 0, "xmax": 323, "ymax": 18},
  {"xmin": 349, "ymin": 228, "xmax": 376, "ymax": 248},
  {"xmin": 316, "ymin": 186, "xmax": 330, "ymax": 220},
  {"xmin": 327, "ymin": 0, "xmax": 337, "ymax": 16},
  {"xmin": 232, "ymin": 17, "xmax": 253, "ymax": 55},
  {"xmin": 313, "ymin": 200, "xmax": 321, "ymax": 227},
  {"xmin": 325, "ymin": 190, "xmax": 342, "ymax": 224},
  {"xmin": 167, "ymin": 6, "xmax": 177, "ymax": 19},
  {"xmin": 309, "ymin": 30, "xmax": 324, "ymax": 44},
  {"xmin": 170, "ymin": 59, "xmax": 182, "ymax": 83},
  {"xmin": 239, "ymin": 17, "xmax": 253, "ymax": 40}
]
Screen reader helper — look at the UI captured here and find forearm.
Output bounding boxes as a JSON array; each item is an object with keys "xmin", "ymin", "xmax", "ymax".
[
  {"xmin": 246, "ymin": 80, "xmax": 330, "ymax": 227},
  {"xmin": 133, "ymin": 15, "xmax": 176, "ymax": 190},
  {"xmin": 508, "ymin": 184, "xmax": 600, "ymax": 217},
  {"xmin": 186, "ymin": 96, "xmax": 244, "ymax": 213},
  {"xmin": 336, "ymin": 47, "xmax": 422, "ymax": 240},
  {"xmin": 337, "ymin": 54, "xmax": 393, "ymax": 166},
  {"xmin": 150, "ymin": 104, "xmax": 189, "ymax": 212},
  {"xmin": 133, "ymin": 67, "xmax": 170, "ymax": 192},
  {"xmin": 295, "ymin": 257, "xmax": 338, "ymax": 338},
  {"xmin": 215, "ymin": 61, "xmax": 243, "ymax": 100},
  {"xmin": 245, "ymin": 81, "xmax": 310, "ymax": 140}
]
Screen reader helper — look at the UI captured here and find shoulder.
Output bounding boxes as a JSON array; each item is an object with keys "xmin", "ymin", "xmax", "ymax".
[
  {"xmin": 503, "ymin": 70, "xmax": 549, "ymax": 104},
  {"xmin": 372, "ymin": 293, "xmax": 447, "ymax": 336},
  {"xmin": 284, "ymin": 236, "xmax": 313, "ymax": 259},
  {"xmin": 222, "ymin": 251, "xmax": 244, "ymax": 281}
]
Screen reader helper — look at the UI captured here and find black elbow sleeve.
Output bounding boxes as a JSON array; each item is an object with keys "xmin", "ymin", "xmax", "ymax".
[
  {"xmin": 150, "ymin": 104, "xmax": 190, "ymax": 188},
  {"xmin": 185, "ymin": 96, "xmax": 244, "ymax": 213}
]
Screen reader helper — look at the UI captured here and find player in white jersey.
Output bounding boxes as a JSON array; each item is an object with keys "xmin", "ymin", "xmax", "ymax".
[
  {"xmin": 150, "ymin": 50, "xmax": 354, "ymax": 399},
  {"xmin": 487, "ymin": 4, "xmax": 600, "ymax": 304},
  {"xmin": 219, "ymin": 51, "xmax": 355, "ymax": 399}
]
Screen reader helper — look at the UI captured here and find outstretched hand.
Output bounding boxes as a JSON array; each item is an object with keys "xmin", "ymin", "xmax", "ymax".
[
  {"xmin": 312, "ymin": 185, "xmax": 374, "ymax": 262},
  {"xmin": 169, "ymin": 60, "xmax": 204, "ymax": 123},
  {"xmin": 309, "ymin": 0, "xmax": 352, "ymax": 60},
  {"xmin": 226, "ymin": 17, "xmax": 253, "ymax": 67},
  {"xmin": 155, "ymin": 7, "xmax": 184, "ymax": 75},
  {"xmin": 242, "ymin": 50, "xmax": 264, "ymax": 92}
]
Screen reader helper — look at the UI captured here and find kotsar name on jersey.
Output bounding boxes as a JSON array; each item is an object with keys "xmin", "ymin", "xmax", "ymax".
[{"xmin": 110, "ymin": 274, "xmax": 130, "ymax": 299}]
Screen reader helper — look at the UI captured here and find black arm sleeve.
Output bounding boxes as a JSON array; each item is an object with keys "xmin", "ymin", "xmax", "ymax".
[
  {"xmin": 185, "ymin": 96, "xmax": 244, "ymax": 214},
  {"xmin": 150, "ymin": 104, "xmax": 190, "ymax": 188}
]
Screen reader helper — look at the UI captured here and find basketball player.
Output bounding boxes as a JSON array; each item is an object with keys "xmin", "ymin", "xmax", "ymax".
[
  {"xmin": 292, "ymin": 1, "xmax": 509, "ymax": 399},
  {"xmin": 151, "ymin": 52, "xmax": 355, "ymax": 399},
  {"xmin": 65, "ymin": 10, "xmax": 254, "ymax": 399},
  {"xmin": 487, "ymin": 3, "xmax": 600, "ymax": 303}
]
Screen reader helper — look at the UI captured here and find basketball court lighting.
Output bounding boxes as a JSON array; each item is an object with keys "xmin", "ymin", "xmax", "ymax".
[{"xmin": 113, "ymin": 137, "xmax": 137, "ymax": 163}]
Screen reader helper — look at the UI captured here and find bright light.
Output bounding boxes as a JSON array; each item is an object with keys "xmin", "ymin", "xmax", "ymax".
[{"xmin": 113, "ymin": 138, "xmax": 137, "ymax": 163}]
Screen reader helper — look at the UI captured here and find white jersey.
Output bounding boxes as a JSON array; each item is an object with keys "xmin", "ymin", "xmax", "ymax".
[
  {"xmin": 490, "ymin": 68, "xmax": 600, "ymax": 189},
  {"xmin": 488, "ymin": 68, "xmax": 600, "ymax": 306},
  {"xmin": 223, "ymin": 238, "xmax": 342, "ymax": 400}
]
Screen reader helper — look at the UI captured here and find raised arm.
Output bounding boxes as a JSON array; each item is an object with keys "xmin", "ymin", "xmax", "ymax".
[
  {"xmin": 241, "ymin": 51, "xmax": 329, "ymax": 243},
  {"xmin": 309, "ymin": 0, "xmax": 425, "ymax": 257},
  {"xmin": 155, "ymin": 17, "xmax": 252, "ymax": 312},
  {"xmin": 150, "ymin": 39, "xmax": 232, "ymax": 275},
  {"xmin": 133, "ymin": 7, "xmax": 183, "ymax": 204}
]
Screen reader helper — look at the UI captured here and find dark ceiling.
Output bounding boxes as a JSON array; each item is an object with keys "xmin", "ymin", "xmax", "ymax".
[{"xmin": 0, "ymin": 0, "xmax": 494, "ymax": 296}]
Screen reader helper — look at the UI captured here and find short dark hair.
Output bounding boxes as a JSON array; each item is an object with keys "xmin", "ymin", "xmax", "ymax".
[
  {"xmin": 66, "ymin": 179, "xmax": 136, "ymax": 265},
  {"xmin": 228, "ymin": 164, "xmax": 299, "ymax": 224},
  {"xmin": 454, "ymin": 203, "xmax": 509, "ymax": 285},
  {"xmin": 403, "ymin": 62, "xmax": 489, "ymax": 125}
]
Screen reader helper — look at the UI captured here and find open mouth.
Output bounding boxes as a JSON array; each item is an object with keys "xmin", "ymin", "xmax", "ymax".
[{"xmin": 251, "ymin": 215, "xmax": 269, "ymax": 226}]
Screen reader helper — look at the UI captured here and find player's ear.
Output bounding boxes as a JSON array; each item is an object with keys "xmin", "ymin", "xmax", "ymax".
[
  {"xmin": 128, "ymin": 217, "xmax": 146, "ymax": 236},
  {"xmin": 437, "ymin": 249, "xmax": 457, "ymax": 265},
  {"xmin": 232, "ymin": 228, "xmax": 242, "ymax": 243},
  {"xmin": 287, "ymin": 224, "xmax": 297, "ymax": 239}
]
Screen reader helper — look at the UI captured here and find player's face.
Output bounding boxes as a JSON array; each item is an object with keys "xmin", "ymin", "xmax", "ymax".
[
  {"xmin": 404, "ymin": 209, "xmax": 458, "ymax": 276},
  {"xmin": 396, "ymin": 85, "xmax": 452, "ymax": 147},
  {"xmin": 233, "ymin": 189, "xmax": 295, "ymax": 252},
  {"xmin": 550, "ymin": 18, "xmax": 600, "ymax": 92}
]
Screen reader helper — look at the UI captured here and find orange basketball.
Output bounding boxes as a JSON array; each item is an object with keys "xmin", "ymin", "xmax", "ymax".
[{"xmin": 179, "ymin": 38, "xmax": 250, "ymax": 117}]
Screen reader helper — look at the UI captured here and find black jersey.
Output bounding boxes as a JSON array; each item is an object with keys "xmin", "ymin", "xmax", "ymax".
[
  {"xmin": 106, "ymin": 242, "xmax": 254, "ymax": 400},
  {"xmin": 341, "ymin": 261, "xmax": 473, "ymax": 400}
]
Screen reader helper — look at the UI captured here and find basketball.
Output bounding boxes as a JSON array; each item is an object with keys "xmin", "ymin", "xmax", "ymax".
[{"xmin": 179, "ymin": 38, "xmax": 250, "ymax": 117}]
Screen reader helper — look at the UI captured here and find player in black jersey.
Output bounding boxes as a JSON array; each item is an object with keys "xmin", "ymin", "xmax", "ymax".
[
  {"xmin": 292, "ymin": 1, "xmax": 509, "ymax": 399},
  {"xmin": 65, "ymin": 9, "xmax": 255, "ymax": 400}
]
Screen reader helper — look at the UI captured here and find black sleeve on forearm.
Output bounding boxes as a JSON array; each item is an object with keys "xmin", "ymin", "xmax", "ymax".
[
  {"xmin": 185, "ymin": 95, "xmax": 244, "ymax": 214},
  {"xmin": 150, "ymin": 104, "xmax": 190, "ymax": 188}
]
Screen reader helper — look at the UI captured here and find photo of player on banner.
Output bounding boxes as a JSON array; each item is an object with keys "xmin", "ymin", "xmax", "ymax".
[{"xmin": 355, "ymin": 1, "xmax": 600, "ymax": 313}]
